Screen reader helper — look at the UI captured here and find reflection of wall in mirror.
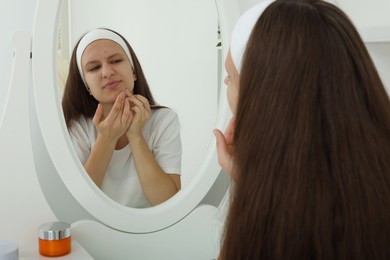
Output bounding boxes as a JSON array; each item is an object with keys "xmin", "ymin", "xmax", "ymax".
[
  {"xmin": 56, "ymin": 0, "xmax": 69, "ymax": 98},
  {"xmin": 56, "ymin": 0, "xmax": 220, "ymax": 187}
]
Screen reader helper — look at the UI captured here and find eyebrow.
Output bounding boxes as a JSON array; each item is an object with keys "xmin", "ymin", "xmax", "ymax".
[{"xmin": 84, "ymin": 53, "xmax": 124, "ymax": 68}]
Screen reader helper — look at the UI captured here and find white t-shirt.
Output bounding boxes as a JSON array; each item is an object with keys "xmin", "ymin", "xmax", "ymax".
[{"xmin": 68, "ymin": 108, "xmax": 182, "ymax": 208}]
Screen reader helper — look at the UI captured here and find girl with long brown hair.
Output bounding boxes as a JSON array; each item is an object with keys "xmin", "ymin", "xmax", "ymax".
[
  {"xmin": 215, "ymin": 0, "xmax": 390, "ymax": 259},
  {"xmin": 62, "ymin": 28, "xmax": 181, "ymax": 208}
]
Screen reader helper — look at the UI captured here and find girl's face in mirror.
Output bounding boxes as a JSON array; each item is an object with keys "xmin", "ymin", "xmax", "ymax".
[
  {"xmin": 81, "ymin": 39, "xmax": 136, "ymax": 106},
  {"xmin": 224, "ymin": 49, "xmax": 240, "ymax": 114}
]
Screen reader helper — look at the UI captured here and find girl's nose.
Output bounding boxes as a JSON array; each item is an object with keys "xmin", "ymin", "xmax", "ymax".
[{"xmin": 102, "ymin": 63, "xmax": 114, "ymax": 78}]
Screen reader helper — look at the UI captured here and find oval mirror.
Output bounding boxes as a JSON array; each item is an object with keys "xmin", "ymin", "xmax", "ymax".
[{"xmin": 31, "ymin": 0, "xmax": 237, "ymax": 233}]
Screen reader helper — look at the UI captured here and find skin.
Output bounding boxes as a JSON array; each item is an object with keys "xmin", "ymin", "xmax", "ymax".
[
  {"xmin": 80, "ymin": 39, "xmax": 180, "ymax": 206},
  {"xmin": 214, "ymin": 49, "xmax": 239, "ymax": 179},
  {"xmin": 223, "ymin": 49, "xmax": 240, "ymax": 114}
]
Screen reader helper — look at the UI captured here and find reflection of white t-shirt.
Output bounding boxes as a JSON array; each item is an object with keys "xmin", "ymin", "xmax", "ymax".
[{"xmin": 68, "ymin": 108, "xmax": 182, "ymax": 208}]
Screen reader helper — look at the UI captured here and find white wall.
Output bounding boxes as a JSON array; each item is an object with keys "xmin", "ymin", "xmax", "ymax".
[
  {"xmin": 366, "ymin": 43, "xmax": 390, "ymax": 94},
  {"xmin": 336, "ymin": 0, "xmax": 390, "ymax": 29},
  {"xmin": 0, "ymin": 0, "xmax": 37, "ymax": 115}
]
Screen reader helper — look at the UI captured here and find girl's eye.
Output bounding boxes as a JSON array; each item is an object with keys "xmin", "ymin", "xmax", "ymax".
[
  {"xmin": 88, "ymin": 66, "xmax": 100, "ymax": 72},
  {"xmin": 112, "ymin": 59, "xmax": 122, "ymax": 64}
]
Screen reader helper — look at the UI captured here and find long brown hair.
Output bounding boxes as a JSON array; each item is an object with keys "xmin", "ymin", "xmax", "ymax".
[
  {"xmin": 62, "ymin": 28, "xmax": 162, "ymax": 128},
  {"xmin": 220, "ymin": 0, "xmax": 390, "ymax": 259}
]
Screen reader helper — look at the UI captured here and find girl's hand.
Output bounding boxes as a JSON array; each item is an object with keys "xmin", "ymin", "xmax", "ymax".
[
  {"xmin": 92, "ymin": 91, "xmax": 132, "ymax": 143},
  {"xmin": 214, "ymin": 116, "xmax": 236, "ymax": 180},
  {"xmin": 125, "ymin": 93, "xmax": 151, "ymax": 139}
]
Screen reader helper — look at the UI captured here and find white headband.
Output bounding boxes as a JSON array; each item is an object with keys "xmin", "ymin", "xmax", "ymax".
[
  {"xmin": 76, "ymin": 29, "xmax": 135, "ymax": 86},
  {"xmin": 230, "ymin": 0, "xmax": 273, "ymax": 72}
]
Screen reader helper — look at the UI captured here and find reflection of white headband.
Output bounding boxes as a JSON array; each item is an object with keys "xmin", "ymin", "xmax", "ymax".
[
  {"xmin": 76, "ymin": 29, "xmax": 134, "ymax": 86},
  {"xmin": 230, "ymin": 0, "xmax": 273, "ymax": 72}
]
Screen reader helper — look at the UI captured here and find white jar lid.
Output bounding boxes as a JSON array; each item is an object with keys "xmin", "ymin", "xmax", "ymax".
[
  {"xmin": 0, "ymin": 241, "xmax": 18, "ymax": 260},
  {"xmin": 38, "ymin": 222, "xmax": 71, "ymax": 240}
]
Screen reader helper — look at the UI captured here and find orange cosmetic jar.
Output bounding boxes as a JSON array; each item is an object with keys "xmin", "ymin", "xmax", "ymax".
[{"xmin": 38, "ymin": 222, "xmax": 71, "ymax": 257}]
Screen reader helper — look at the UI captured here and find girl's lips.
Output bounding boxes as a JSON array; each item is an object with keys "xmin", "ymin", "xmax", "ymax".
[{"xmin": 104, "ymin": 81, "xmax": 121, "ymax": 89}]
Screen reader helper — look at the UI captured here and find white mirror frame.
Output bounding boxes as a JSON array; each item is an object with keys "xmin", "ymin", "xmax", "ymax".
[{"xmin": 31, "ymin": 0, "xmax": 238, "ymax": 233}]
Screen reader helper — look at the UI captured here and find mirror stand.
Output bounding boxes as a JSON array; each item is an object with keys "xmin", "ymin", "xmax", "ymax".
[{"xmin": 71, "ymin": 205, "xmax": 220, "ymax": 259}]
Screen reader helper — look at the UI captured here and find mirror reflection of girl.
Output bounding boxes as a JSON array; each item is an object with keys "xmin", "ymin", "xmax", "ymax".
[
  {"xmin": 62, "ymin": 28, "xmax": 182, "ymax": 208},
  {"xmin": 214, "ymin": 0, "xmax": 390, "ymax": 259}
]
